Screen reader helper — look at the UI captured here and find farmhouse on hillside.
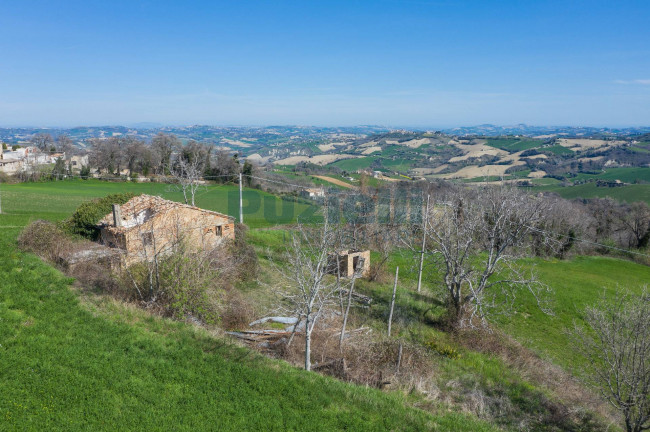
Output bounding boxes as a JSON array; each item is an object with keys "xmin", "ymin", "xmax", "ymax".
[
  {"xmin": 98, "ymin": 194, "xmax": 235, "ymax": 266},
  {"xmin": 300, "ymin": 187, "xmax": 325, "ymax": 199},
  {"xmin": 327, "ymin": 249, "xmax": 371, "ymax": 278}
]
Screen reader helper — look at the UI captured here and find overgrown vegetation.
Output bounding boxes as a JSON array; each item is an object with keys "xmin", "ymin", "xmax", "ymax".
[{"xmin": 63, "ymin": 192, "xmax": 136, "ymax": 239}]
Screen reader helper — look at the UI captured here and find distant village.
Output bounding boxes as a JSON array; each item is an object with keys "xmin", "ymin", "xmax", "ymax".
[{"xmin": 0, "ymin": 145, "xmax": 87, "ymax": 175}]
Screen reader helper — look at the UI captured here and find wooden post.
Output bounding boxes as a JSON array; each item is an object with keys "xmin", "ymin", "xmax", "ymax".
[
  {"xmin": 417, "ymin": 194, "xmax": 430, "ymax": 293},
  {"xmin": 239, "ymin": 172, "xmax": 244, "ymax": 224},
  {"xmin": 387, "ymin": 266, "xmax": 399, "ymax": 337}
]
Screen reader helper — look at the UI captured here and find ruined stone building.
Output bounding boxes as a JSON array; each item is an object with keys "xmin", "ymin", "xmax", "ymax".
[
  {"xmin": 98, "ymin": 194, "xmax": 235, "ymax": 266},
  {"xmin": 327, "ymin": 249, "xmax": 371, "ymax": 278}
]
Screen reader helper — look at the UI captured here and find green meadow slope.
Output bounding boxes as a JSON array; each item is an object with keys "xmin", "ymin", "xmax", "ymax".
[
  {"xmin": 3, "ymin": 179, "xmax": 649, "ymax": 430},
  {"xmin": 0, "ymin": 180, "xmax": 495, "ymax": 431}
]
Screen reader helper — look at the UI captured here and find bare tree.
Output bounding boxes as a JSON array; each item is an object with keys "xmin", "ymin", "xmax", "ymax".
[
  {"xmin": 619, "ymin": 202, "xmax": 650, "ymax": 249},
  {"xmin": 573, "ymin": 289, "xmax": 650, "ymax": 432},
  {"xmin": 277, "ymin": 221, "xmax": 341, "ymax": 371},
  {"xmin": 56, "ymin": 134, "xmax": 75, "ymax": 155},
  {"xmin": 210, "ymin": 149, "xmax": 240, "ymax": 183},
  {"xmin": 88, "ymin": 137, "xmax": 124, "ymax": 175},
  {"xmin": 414, "ymin": 184, "xmax": 550, "ymax": 328},
  {"xmin": 30, "ymin": 133, "xmax": 54, "ymax": 151},
  {"xmin": 123, "ymin": 138, "xmax": 147, "ymax": 176},
  {"xmin": 168, "ymin": 144, "xmax": 206, "ymax": 206},
  {"xmin": 151, "ymin": 133, "xmax": 180, "ymax": 174}
]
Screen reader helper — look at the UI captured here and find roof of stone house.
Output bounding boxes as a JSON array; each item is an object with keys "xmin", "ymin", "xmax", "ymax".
[{"xmin": 98, "ymin": 194, "xmax": 234, "ymax": 232}]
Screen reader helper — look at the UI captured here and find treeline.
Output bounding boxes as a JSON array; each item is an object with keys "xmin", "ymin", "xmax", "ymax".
[{"xmin": 84, "ymin": 133, "xmax": 256, "ymax": 184}]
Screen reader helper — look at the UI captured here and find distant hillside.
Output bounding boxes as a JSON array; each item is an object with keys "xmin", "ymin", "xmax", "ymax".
[{"xmin": 442, "ymin": 124, "xmax": 650, "ymax": 138}]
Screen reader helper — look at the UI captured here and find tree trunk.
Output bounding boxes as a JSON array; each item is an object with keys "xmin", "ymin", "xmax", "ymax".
[
  {"xmin": 304, "ymin": 315, "xmax": 312, "ymax": 371},
  {"xmin": 387, "ymin": 267, "xmax": 399, "ymax": 336},
  {"xmin": 339, "ymin": 277, "xmax": 357, "ymax": 350}
]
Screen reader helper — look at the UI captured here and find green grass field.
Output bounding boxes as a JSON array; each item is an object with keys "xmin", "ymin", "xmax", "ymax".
[
  {"xmin": 0, "ymin": 179, "xmax": 318, "ymax": 228},
  {"xmin": 570, "ymin": 167, "xmax": 650, "ymax": 183},
  {"xmin": 497, "ymin": 256, "xmax": 650, "ymax": 370},
  {"xmin": 0, "ymin": 180, "xmax": 497, "ymax": 431},
  {"xmin": 538, "ymin": 182, "xmax": 650, "ymax": 204},
  {"xmin": 329, "ymin": 157, "xmax": 376, "ymax": 171},
  {"xmin": 486, "ymin": 138, "xmax": 541, "ymax": 152},
  {"xmin": 247, "ymin": 231, "xmax": 637, "ymax": 430}
]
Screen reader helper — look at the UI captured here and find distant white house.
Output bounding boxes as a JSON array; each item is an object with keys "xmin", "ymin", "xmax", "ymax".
[
  {"xmin": 0, "ymin": 146, "xmax": 65, "ymax": 174},
  {"xmin": 69, "ymin": 155, "xmax": 89, "ymax": 168},
  {"xmin": 0, "ymin": 158, "xmax": 24, "ymax": 174},
  {"xmin": 300, "ymin": 187, "xmax": 325, "ymax": 199}
]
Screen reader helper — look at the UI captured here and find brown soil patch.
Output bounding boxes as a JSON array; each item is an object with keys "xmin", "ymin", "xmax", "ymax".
[{"xmin": 312, "ymin": 175, "xmax": 357, "ymax": 189}]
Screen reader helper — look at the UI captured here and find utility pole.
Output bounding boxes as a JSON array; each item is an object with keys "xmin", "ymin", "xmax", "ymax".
[
  {"xmin": 417, "ymin": 194, "xmax": 430, "ymax": 293},
  {"xmin": 387, "ymin": 266, "xmax": 399, "ymax": 337},
  {"xmin": 239, "ymin": 172, "xmax": 243, "ymax": 224}
]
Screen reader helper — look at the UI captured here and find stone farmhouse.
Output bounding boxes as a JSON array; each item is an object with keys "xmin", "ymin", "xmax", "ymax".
[{"xmin": 98, "ymin": 195, "xmax": 235, "ymax": 266}]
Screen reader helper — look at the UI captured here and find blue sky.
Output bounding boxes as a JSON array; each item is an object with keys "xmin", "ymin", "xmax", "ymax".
[{"xmin": 1, "ymin": 0, "xmax": 649, "ymax": 127}]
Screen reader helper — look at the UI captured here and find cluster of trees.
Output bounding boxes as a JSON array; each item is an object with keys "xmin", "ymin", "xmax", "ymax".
[
  {"xmin": 543, "ymin": 197, "xmax": 650, "ymax": 252},
  {"xmin": 85, "ymin": 132, "xmax": 255, "ymax": 183},
  {"xmin": 28, "ymin": 133, "xmax": 75, "ymax": 154}
]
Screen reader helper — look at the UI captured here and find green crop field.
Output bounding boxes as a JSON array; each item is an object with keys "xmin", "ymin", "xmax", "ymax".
[
  {"xmin": 329, "ymin": 156, "xmax": 376, "ymax": 171},
  {"xmin": 0, "ymin": 180, "xmax": 497, "ymax": 431},
  {"xmin": 538, "ymin": 182, "xmax": 650, "ymax": 204},
  {"xmin": 0, "ymin": 179, "xmax": 318, "ymax": 228},
  {"xmin": 486, "ymin": 138, "xmax": 541, "ymax": 152},
  {"xmin": 570, "ymin": 167, "xmax": 650, "ymax": 183}
]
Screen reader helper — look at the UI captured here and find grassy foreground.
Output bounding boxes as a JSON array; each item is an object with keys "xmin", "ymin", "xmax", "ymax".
[
  {"xmin": 496, "ymin": 256, "xmax": 650, "ymax": 370},
  {"xmin": 0, "ymin": 180, "xmax": 496, "ymax": 431}
]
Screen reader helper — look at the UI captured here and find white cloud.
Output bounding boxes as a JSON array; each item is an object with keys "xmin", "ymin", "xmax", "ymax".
[{"xmin": 614, "ymin": 79, "xmax": 650, "ymax": 85}]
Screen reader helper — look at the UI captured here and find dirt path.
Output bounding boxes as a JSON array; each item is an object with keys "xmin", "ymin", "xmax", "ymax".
[{"xmin": 312, "ymin": 175, "xmax": 358, "ymax": 189}]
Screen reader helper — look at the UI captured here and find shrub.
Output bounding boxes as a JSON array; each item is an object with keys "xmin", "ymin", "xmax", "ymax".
[
  {"xmin": 120, "ymin": 248, "xmax": 222, "ymax": 325},
  {"xmin": 17, "ymin": 220, "xmax": 72, "ymax": 263},
  {"xmin": 228, "ymin": 223, "xmax": 259, "ymax": 281},
  {"xmin": 68, "ymin": 261, "xmax": 119, "ymax": 293},
  {"xmin": 220, "ymin": 288, "xmax": 255, "ymax": 330},
  {"xmin": 65, "ymin": 193, "xmax": 136, "ymax": 239},
  {"xmin": 79, "ymin": 165, "xmax": 91, "ymax": 178}
]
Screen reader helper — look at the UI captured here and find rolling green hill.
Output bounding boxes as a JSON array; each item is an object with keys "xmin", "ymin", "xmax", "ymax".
[
  {"xmin": 0, "ymin": 180, "xmax": 496, "ymax": 431},
  {"xmin": 486, "ymin": 138, "xmax": 542, "ymax": 152},
  {"xmin": 538, "ymin": 182, "xmax": 650, "ymax": 204},
  {"xmin": 3, "ymin": 179, "xmax": 650, "ymax": 430}
]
